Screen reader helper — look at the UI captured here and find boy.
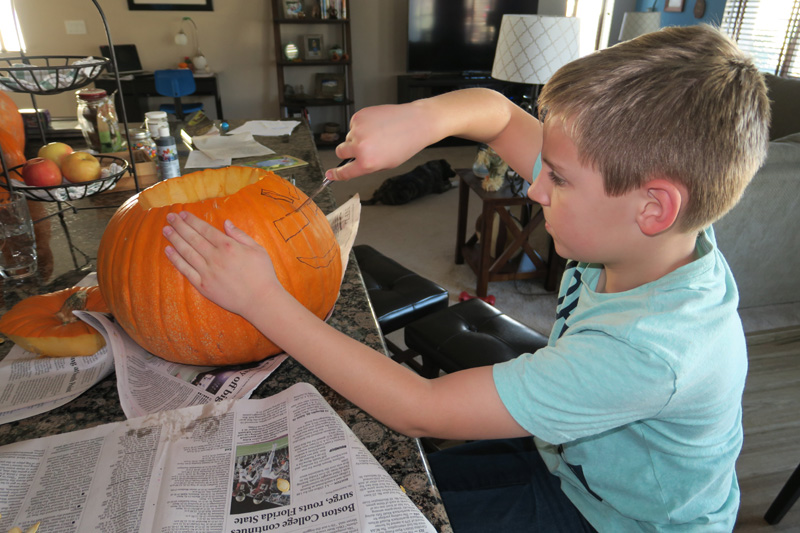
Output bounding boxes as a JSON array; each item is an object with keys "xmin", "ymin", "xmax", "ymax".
[{"xmin": 162, "ymin": 25, "xmax": 769, "ymax": 531}]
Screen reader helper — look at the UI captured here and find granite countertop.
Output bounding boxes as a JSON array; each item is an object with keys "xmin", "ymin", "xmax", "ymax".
[{"xmin": 0, "ymin": 119, "xmax": 451, "ymax": 532}]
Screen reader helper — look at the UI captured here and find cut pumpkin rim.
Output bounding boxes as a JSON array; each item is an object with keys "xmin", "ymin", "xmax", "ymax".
[{"xmin": 139, "ymin": 166, "xmax": 271, "ymax": 210}]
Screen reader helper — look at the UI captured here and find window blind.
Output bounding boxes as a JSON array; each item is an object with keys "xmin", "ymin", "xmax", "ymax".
[{"xmin": 721, "ymin": 0, "xmax": 800, "ymax": 78}]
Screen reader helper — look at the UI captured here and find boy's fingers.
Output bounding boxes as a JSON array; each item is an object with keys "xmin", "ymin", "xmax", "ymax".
[
  {"xmin": 175, "ymin": 211, "xmax": 230, "ymax": 247},
  {"xmin": 163, "ymin": 224, "xmax": 208, "ymax": 274},
  {"xmin": 223, "ymin": 220, "xmax": 259, "ymax": 248},
  {"xmin": 164, "ymin": 244, "xmax": 202, "ymax": 288},
  {"xmin": 326, "ymin": 158, "xmax": 369, "ymax": 182}
]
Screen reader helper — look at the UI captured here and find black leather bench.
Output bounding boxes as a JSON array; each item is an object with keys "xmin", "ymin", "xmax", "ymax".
[
  {"xmin": 354, "ymin": 244, "xmax": 449, "ymax": 372},
  {"xmin": 404, "ymin": 298, "xmax": 549, "ymax": 378}
]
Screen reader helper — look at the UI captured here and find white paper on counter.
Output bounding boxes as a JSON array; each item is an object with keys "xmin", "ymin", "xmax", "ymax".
[
  {"xmin": 185, "ymin": 149, "xmax": 231, "ymax": 168},
  {"xmin": 227, "ymin": 119, "xmax": 301, "ymax": 137},
  {"xmin": 193, "ymin": 131, "xmax": 275, "ymax": 160}
]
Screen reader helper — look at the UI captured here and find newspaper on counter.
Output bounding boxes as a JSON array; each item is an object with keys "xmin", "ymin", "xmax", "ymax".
[
  {"xmin": 0, "ymin": 382, "xmax": 436, "ymax": 532},
  {"xmin": 0, "ymin": 195, "xmax": 361, "ymax": 424},
  {"xmin": 79, "ymin": 310, "xmax": 290, "ymax": 419}
]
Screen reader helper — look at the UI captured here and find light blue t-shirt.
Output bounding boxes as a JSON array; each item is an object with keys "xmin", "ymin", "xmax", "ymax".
[{"xmin": 493, "ymin": 227, "xmax": 746, "ymax": 532}]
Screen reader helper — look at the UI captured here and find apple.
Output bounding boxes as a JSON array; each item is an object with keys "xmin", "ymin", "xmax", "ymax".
[
  {"xmin": 37, "ymin": 142, "xmax": 73, "ymax": 168},
  {"xmin": 22, "ymin": 158, "xmax": 62, "ymax": 187},
  {"xmin": 61, "ymin": 152, "xmax": 102, "ymax": 183}
]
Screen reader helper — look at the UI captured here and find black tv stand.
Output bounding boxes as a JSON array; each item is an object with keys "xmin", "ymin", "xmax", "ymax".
[
  {"xmin": 397, "ymin": 72, "xmax": 521, "ymax": 103},
  {"xmin": 461, "ymin": 71, "xmax": 491, "ymax": 79}
]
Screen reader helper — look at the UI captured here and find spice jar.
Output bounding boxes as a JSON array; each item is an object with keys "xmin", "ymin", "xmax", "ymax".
[
  {"xmin": 126, "ymin": 128, "xmax": 157, "ymax": 161},
  {"xmin": 76, "ymin": 88, "xmax": 125, "ymax": 153}
]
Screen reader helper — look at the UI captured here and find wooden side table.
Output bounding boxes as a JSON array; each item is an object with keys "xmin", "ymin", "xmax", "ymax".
[{"xmin": 455, "ymin": 169, "xmax": 563, "ymax": 297}]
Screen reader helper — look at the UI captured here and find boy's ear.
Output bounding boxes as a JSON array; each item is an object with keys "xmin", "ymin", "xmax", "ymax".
[{"xmin": 636, "ymin": 178, "xmax": 685, "ymax": 236}]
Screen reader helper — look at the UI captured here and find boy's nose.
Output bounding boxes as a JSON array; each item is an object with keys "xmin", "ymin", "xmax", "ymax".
[{"xmin": 528, "ymin": 170, "xmax": 549, "ymax": 205}]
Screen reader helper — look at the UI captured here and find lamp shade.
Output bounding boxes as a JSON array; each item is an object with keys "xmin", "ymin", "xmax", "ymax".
[
  {"xmin": 618, "ymin": 11, "xmax": 661, "ymax": 41},
  {"xmin": 491, "ymin": 15, "xmax": 580, "ymax": 85}
]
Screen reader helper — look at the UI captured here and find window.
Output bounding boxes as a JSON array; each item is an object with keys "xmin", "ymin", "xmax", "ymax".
[
  {"xmin": 721, "ymin": 0, "xmax": 800, "ymax": 77},
  {"xmin": 567, "ymin": 0, "xmax": 615, "ymax": 56},
  {"xmin": 0, "ymin": 0, "xmax": 25, "ymax": 52}
]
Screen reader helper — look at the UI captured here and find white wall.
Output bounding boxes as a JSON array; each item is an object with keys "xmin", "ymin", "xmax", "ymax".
[{"xmin": 3, "ymin": 0, "xmax": 569, "ymax": 122}]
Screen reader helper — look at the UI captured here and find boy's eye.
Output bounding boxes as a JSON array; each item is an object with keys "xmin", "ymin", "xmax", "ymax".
[{"xmin": 548, "ymin": 171, "xmax": 566, "ymax": 186}]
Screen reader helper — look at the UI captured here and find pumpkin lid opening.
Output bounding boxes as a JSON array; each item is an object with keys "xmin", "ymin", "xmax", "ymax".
[{"xmin": 139, "ymin": 166, "xmax": 268, "ymax": 210}]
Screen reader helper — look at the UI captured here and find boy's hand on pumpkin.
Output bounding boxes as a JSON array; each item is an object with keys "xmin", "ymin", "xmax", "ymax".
[{"xmin": 163, "ymin": 211, "xmax": 283, "ymax": 319}]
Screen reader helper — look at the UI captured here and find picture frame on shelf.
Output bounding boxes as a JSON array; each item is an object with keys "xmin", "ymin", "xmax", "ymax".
[
  {"xmin": 664, "ymin": 0, "xmax": 685, "ymax": 12},
  {"xmin": 127, "ymin": 0, "xmax": 213, "ymax": 10},
  {"xmin": 283, "ymin": 0, "xmax": 303, "ymax": 18},
  {"xmin": 315, "ymin": 73, "xmax": 345, "ymax": 100},
  {"xmin": 304, "ymin": 34, "xmax": 324, "ymax": 60}
]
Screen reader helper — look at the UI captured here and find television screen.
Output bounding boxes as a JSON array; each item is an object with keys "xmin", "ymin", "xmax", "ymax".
[{"xmin": 408, "ymin": 0, "xmax": 539, "ymax": 74}]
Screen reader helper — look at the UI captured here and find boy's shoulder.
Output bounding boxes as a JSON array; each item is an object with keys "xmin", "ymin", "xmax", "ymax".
[{"xmin": 557, "ymin": 228, "xmax": 742, "ymax": 359}]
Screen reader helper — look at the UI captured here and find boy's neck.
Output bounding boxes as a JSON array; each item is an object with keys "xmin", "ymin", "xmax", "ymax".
[{"xmin": 597, "ymin": 231, "xmax": 699, "ymax": 294}]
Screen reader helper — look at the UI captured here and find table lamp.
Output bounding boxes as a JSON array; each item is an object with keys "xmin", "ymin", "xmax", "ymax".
[
  {"xmin": 174, "ymin": 16, "xmax": 208, "ymax": 72},
  {"xmin": 618, "ymin": 11, "xmax": 661, "ymax": 41},
  {"xmin": 491, "ymin": 14, "xmax": 581, "ymax": 112},
  {"xmin": 488, "ymin": 15, "xmax": 578, "ymax": 193}
]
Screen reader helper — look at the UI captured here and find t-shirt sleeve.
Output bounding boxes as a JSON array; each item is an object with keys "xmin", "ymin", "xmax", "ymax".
[{"xmin": 493, "ymin": 331, "xmax": 677, "ymax": 444}]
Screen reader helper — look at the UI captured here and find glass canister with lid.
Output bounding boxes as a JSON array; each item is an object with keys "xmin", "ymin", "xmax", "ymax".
[
  {"xmin": 76, "ymin": 88, "xmax": 125, "ymax": 153},
  {"xmin": 126, "ymin": 128, "xmax": 157, "ymax": 161}
]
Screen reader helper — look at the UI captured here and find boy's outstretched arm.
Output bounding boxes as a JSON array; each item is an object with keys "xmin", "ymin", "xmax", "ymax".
[
  {"xmin": 330, "ymin": 88, "xmax": 542, "ymax": 183},
  {"xmin": 163, "ymin": 211, "xmax": 529, "ymax": 441}
]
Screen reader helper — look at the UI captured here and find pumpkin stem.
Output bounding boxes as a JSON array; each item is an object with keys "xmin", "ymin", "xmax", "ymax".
[{"xmin": 55, "ymin": 290, "xmax": 89, "ymax": 325}]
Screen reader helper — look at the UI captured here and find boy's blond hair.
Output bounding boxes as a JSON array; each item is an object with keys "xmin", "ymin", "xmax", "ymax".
[{"xmin": 538, "ymin": 24, "xmax": 770, "ymax": 232}]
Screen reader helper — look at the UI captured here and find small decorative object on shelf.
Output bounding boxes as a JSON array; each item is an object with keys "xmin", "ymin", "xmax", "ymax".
[
  {"xmin": 0, "ymin": 56, "xmax": 108, "ymax": 95},
  {"xmin": 314, "ymin": 73, "xmax": 344, "ymax": 99},
  {"xmin": 304, "ymin": 34, "xmax": 324, "ymax": 60},
  {"xmin": 283, "ymin": 0, "xmax": 303, "ymax": 18},
  {"xmin": 284, "ymin": 43, "xmax": 300, "ymax": 61}
]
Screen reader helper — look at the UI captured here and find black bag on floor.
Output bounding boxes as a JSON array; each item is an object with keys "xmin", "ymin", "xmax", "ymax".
[{"xmin": 363, "ymin": 159, "xmax": 455, "ymax": 205}]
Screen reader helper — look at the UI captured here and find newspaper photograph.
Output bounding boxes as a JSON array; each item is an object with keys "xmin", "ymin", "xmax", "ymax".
[{"xmin": 0, "ymin": 382, "xmax": 436, "ymax": 533}]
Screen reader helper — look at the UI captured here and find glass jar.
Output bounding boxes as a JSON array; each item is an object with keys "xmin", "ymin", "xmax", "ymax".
[
  {"xmin": 144, "ymin": 111, "xmax": 169, "ymax": 139},
  {"xmin": 127, "ymin": 128, "xmax": 157, "ymax": 161},
  {"xmin": 76, "ymin": 88, "xmax": 125, "ymax": 153}
]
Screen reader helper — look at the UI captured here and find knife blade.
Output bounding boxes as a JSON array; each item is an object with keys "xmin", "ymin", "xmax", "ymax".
[{"xmin": 291, "ymin": 158, "xmax": 353, "ymax": 213}]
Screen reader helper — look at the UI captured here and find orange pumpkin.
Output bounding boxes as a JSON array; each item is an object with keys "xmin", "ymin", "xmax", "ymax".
[
  {"xmin": 0, "ymin": 128, "xmax": 25, "ymax": 181},
  {"xmin": 0, "ymin": 91, "xmax": 25, "ymax": 150},
  {"xmin": 96, "ymin": 166, "xmax": 342, "ymax": 366},
  {"xmin": 0, "ymin": 286, "xmax": 110, "ymax": 357}
]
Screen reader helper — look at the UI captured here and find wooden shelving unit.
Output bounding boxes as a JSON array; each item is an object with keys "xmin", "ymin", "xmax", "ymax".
[{"xmin": 271, "ymin": 0, "xmax": 353, "ymax": 147}]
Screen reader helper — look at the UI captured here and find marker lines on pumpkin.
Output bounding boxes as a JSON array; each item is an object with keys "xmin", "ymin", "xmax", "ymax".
[
  {"xmin": 297, "ymin": 241, "xmax": 338, "ymax": 269},
  {"xmin": 273, "ymin": 211, "xmax": 310, "ymax": 241},
  {"xmin": 259, "ymin": 182, "xmax": 334, "ymax": 269}
]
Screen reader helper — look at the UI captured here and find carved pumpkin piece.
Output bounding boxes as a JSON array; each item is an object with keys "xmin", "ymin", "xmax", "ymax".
[
  {"xmin": 97, "ymin": 166, "xmax": 342, "ymax": 366},
  {"xmin": 0, "ymin": 286, "xmax": 110, "ymax": 357}
]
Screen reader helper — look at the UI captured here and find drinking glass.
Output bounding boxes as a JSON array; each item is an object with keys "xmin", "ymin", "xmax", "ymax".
[{"xmin": 0, "ymin": 192, "xmax": 38, "ymax": 280}]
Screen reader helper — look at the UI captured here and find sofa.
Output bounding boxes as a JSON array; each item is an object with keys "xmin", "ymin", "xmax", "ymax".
[{"xmin": 714, "ymin": 73, "xmax": 800, "ymax": 310}]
